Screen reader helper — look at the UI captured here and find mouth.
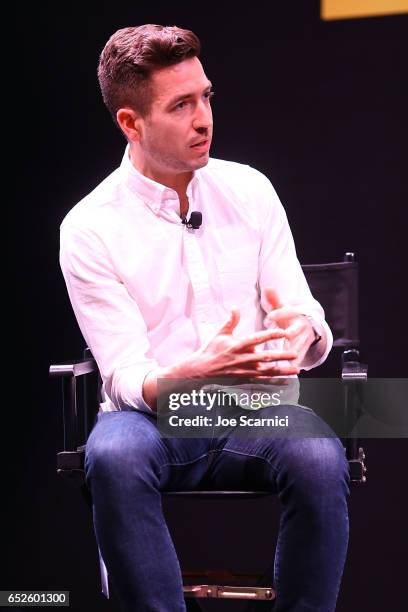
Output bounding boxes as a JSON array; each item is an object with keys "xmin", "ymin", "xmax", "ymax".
[{"xmin": 190, "ymin": 139, "xmax": 210, "ymax": 150}]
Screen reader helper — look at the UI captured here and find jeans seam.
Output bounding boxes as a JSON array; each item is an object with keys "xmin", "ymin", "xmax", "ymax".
[
  {"xmin": 218, "ymin": 448, "xmax": 279, "ymax": 475},
  {"xmin": 160, "ymin": 448, "xmax": 219, "ymax": 470}
]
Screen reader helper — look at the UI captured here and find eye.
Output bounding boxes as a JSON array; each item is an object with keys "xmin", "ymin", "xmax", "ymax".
[
  {"xmin": 175, "ymin": 100, "xmax": 187, "ymax": 110},
  {"xmin": 205, "ymin": 90, "xmax": 215, "ymax": 101}
]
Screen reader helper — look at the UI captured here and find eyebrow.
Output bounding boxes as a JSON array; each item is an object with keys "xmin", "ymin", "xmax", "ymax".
[{"xmin": 166, "ymin": 81, "xmax": 213, "ymax": 108}]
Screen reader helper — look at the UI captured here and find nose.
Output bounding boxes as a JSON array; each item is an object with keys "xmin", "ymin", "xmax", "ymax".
[{"xmin": 192, "ymin": 100, "xmax": 213, "ymax": 132}]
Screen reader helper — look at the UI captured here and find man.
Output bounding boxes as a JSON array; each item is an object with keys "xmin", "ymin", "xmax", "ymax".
[{"xmin": 60, "ymin": 24, "xmax": 349, "ymax": 612}]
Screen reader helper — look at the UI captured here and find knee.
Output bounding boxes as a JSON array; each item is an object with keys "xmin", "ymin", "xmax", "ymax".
[
  {"xmin": 279, "ymin": 437, "xmax": 349, "ymax": 493},
  {"xmin": 85, "ymin": 412, "xmax": 161, "ymax": 483}
]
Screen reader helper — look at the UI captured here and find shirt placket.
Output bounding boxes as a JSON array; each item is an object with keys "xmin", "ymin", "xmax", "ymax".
[{"xmin": 183, "ymin": 228, "xmax": 217, "ymax": 345}]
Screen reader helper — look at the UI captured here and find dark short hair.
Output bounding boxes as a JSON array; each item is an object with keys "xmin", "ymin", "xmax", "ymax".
[{"xmin": 98, "ymin": 24, "xmax": 201, "ymax": 122}]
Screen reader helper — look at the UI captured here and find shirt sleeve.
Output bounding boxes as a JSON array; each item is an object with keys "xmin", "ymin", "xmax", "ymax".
[
  {"xmin": 255, "ymin": 172, "xmax": 333, "ymax": 370},
  {"xmin": 60, "ymin": 222, "xmax": 157, "ymax": 411}
]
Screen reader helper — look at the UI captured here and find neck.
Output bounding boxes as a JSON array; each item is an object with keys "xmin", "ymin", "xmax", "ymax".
[{"xmin": 129, "ymin": 146, "xmax": 192, "ymax": 211}]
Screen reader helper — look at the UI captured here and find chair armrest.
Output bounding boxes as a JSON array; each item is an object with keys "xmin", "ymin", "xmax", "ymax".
[
  {"xmin": 341, "ymin": 348, "xmax": 367, "ymax": 380},
  {"xmin": 49, "ymin": 358, "xmax": 97, "ymax": 378},
  {"xmin": 50, "ymin": 356, "xmax": 99, "ymax": 454},
  {"xmin": 341, "ymin": 362, "xmax": 367, "ymax": 380}
]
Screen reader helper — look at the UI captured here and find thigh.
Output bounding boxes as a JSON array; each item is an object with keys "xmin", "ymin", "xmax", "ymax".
[
  {"xmin": 204, "ymin": 404, "xmax": 346, "ymax": 491},
  {"xmin": 85, "ymin": 409, "xmax": 215, "ymax": 491}
]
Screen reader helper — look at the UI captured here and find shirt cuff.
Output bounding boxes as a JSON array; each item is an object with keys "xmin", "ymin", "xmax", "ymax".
[
  {"xmin": 105, "ymin": 361, "xmax": 158, "ymax": 413},
  {"xmin": 300, "ymin": 317, "xmax": 333, "ymax": 370}
]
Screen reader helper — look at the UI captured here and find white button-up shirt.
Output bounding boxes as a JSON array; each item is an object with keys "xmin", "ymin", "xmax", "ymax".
[{"xmin": 60, "ymin": 148, "xmax": 332, "ymax": 412}]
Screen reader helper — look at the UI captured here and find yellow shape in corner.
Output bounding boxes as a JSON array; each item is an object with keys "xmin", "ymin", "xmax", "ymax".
[{"xmin": 321, "ymin": 0, "xmax": 408, "ymax": 20}]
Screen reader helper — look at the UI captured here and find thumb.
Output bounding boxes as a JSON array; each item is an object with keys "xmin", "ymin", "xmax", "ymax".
[
  {"xmin": 264, "ymin": 287, "xmax": 283, "ymax": 310},
  {"xmin": 216, "ymin": 307, "xmax": 240, "ymax": 336}
]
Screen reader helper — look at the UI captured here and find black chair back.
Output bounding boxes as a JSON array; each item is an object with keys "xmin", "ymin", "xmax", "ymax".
[{"xmin": 302, "ymin": 259, "xmax": 359, "ymax": 349}]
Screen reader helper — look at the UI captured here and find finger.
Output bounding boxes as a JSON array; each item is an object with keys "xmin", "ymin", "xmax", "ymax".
[
  {"xmin": 237, "ymin": 327, "xmax": 288, "ymax": 350},
  {"xmin": 284, "ymin": 319, "xmax": 306, "ymax": 339},
  {"xmin": 255, "ymin": 364, "xmax": 300, "ymax": 376},
  {"xmin": 265, "ymin": 307, "xmax": 300, "ymax": 325},
  {"xmin": 286, "ymin": 332, "xmax": 312, "ymax": 366},
  {"xmin": 239, "ymin": 349, "xmax": 298, "ymax": 364},
  {"xmin": 216, "ymin": 308, "xmax": 240, "ymax": 336},
  {"xmin": 264, "ymin": 287, "xmax": 284, "ymax": 310},
  {"xmin": 221, "ymin": 364, "xmax": 300, "ymax": 377}
]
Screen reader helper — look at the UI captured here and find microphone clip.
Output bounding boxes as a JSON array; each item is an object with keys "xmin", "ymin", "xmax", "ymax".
[{"xmin": 181, "ymin": 211, "xmax": 202, "ymax": 229}]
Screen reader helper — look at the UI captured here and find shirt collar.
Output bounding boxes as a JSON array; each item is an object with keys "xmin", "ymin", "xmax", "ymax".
[{"xmin": 120, "ymin": 145, "xmax": 199, "ymax": 216}]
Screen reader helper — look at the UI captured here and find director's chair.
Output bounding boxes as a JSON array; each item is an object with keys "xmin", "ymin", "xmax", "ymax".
[{"xmin": 50, "ymin": 252, "xmax": 367, "ymax": 607}]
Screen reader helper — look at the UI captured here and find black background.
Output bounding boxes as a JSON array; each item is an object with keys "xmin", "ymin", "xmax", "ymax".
[{"xmin": 9, "ymin": 2, "xmax": 407, "ymax": 611}]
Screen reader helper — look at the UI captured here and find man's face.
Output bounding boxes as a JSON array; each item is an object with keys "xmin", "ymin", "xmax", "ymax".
[{"xmin": 137, "ymin": 57, "xmax": 213, "ymax": 177}]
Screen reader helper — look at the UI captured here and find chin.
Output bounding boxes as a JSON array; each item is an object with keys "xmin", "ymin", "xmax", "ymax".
[{"xmin": 191, "ymin": 154, "xmax": 210, "ymax": 170}]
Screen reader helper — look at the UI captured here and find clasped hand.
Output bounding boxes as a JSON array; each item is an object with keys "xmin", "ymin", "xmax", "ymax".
[
  {"xmin": 143, "ymin": 288, "xmax": 318, "ymax": 408},
  {"xmin": 188, "ymin": 288, "xmax": 316, "ymax": 379}
]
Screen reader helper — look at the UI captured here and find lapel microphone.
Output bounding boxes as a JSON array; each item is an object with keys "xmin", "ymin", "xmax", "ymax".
[{"xmin": 181, "ymin": 211, "xmax": 202, "ymax": 229}]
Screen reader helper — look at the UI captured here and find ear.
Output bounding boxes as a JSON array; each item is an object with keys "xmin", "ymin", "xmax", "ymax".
[{"xmin": 116, "ymin": 107, "xmax": 143, "ymax": 143}]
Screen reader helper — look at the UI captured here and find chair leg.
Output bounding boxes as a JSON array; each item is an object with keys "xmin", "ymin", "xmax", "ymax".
[{"xmin": 98, "ymin": 548, "xmax": 109, "ymax": 598}]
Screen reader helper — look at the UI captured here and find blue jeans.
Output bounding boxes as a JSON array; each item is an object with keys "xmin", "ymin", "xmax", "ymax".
[{"xmin": 85, "ymin": 404, "xmax": 350, "ymax": 611}]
